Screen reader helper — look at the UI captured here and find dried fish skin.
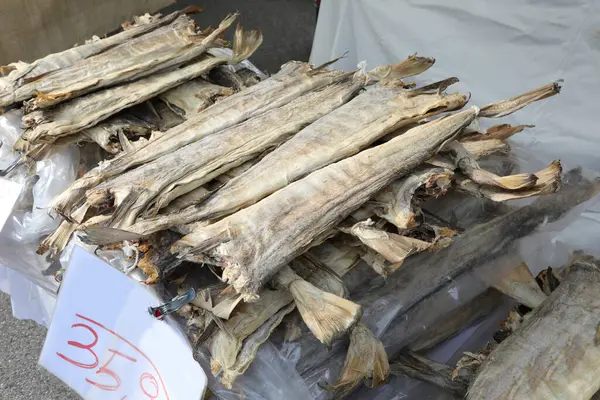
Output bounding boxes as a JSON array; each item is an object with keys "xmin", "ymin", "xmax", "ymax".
[
  {"xmin": 22, "ymin": 26, "xmax": 262, "ymax": 144},
  {"xmin": 0, "ymin": 11, "xmax": 184, "ymax": 105},
  {"xmin": 468, "ymin": 256, "xmax": 600, "ymax": 400},
  {"xmin": 83, "ymin": 78, "xmax": 363, "ymax": 231},
  {"xmin": 50, "ymin": 60, "xmax": 350, "ymax": 217},
  {"xmin": 181, "ymin": 89, "xmax": 469, "ymax": 223},
  {"xmin": 16, "ymin": 14, "xmax": 238, "ymax": 110},
  {"xmin": 370, "ymin": 167, "xmax": 454, "ymax": 230},
  {"xmin": 172, "ymin": 107, "xmax": 478, "ymax": 300}
]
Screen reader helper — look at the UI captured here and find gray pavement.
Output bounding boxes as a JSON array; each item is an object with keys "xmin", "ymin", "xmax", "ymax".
[{"xmin": 0, "ymin": 1, "xmax": 314, "ymax": 398}]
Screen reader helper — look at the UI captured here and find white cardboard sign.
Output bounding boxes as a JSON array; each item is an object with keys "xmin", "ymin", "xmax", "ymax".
[
  {"xmin": 0, "ymin": 176, "xmax": 22, "ymax": 231},
  {"xmin": 40, "ymin": 247, "xmax": 207, "ymax": 400}
]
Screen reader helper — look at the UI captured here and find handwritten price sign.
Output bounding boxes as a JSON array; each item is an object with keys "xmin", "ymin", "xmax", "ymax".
[{"xmin": 40, "ymin": 247, "xmax": 206, "ymax": 400}]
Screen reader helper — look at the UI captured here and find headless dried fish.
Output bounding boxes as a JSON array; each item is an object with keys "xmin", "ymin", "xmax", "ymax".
[
  {"xmin": 14, "ymin": 14, "xmax": 238, "ymax": 110},
  {"xmin": 158, "ymin": 78, "xmax": 231, "ymax": 117},
  {"xmin": 22, "ymin": 25, "xmax": 262, "ymax": 144},
  {"xmin": 447, "ymin": 141, "xmax": 538, "ymax": 190},
  {"xmin": 0, "ymin": 10, "xmax": 189, "ymax": 105},
  {"xmin": 83, "ymin": 77, "xmax": 362, "ymax": 230},
  {"xmin": 456, "ymin": 160, "xmax": 562, "ymax": 201},
  {"xmin": 478, "ymin": 81, "xmax": 561, "ymax": 118},
  {"xmin": 172, "ymin": 107, "xmax": 478, "ymax": 300},
  {"xmin": 50, "ymin": 60, "xmax": 351, "ymax": 217},
  {"xmin": 162, "ymin": 87, "xmax": 469, "ymax": 224},
  {"xmin": 298, "ymin": 169, "xmax": 599, "ymax": 387},
  {"xmin": 468, "ymin": 254, "xmax": 600, "ymax": 399}
]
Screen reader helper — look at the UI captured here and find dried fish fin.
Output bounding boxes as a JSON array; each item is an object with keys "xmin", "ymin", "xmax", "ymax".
[
  {"xmin": 465, "ymin": 123, "xmax": 534, "ymax": 141},
  {"xmin": 330, "ymin": 323, "xmax": 389, "ymax": 398},
  {"xmin": 274, "ymin": 266, "xmax": 362, "ymax": 345},
  {"xmin": 371, "ymin": 167, "xmax": 454, "ymax": 229},
  {"xmin": 368, "ymin": 53, "xmax": 435, "ymax": 84},
  {"xmin": 219, "ymin": 303, "xmax": 295, "ymax": 388},
  {"xmin": 305, "ymin": 237, "xmax": 362, "ymax": 277},
  {"xmin": 347, "ymin": 220, "xmax": 434, "ymax": 276},
  {"xmin": 456, "ymin": 160, "xmax": 562, "ymax": 202},
  {"xmin": 479, "ymin": 81, "xmax": 561, "ymax": 118},
  {"xmin": 448, "ymin": 140, "xmax": 537, "ymax": 190},
  {"xmin": 391, "ymin": 350, "xmax": 469, "ymax": 397},
  {"xmin": 490, "ymin": 261, "xmax": 547, "ymax": 308},
  {"xmin": 460, "ymin": 139, "xmax": 509, "ymax": 158},
  {"xmin": 37, "ymin": 203, "xmax": 90, "ymax": 256}
]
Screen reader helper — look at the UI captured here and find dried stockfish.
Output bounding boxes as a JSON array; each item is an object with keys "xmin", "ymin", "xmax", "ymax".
[
  {"xmin": 367, "ymin": 53, "xmax": 435, "ymax": 83},
  {"xmin": 50, "ymin": 59, "xmax": 351, "ymax": 217},
  {"xmin": 368, "ymin": 167, "xmax": 454, "ymax": 230},
  {"xmin": 455, "ymin": 160, "xmax": 562, "ymax": 202},
  {"xmin": 298, "ymin": 169, "xmax": 599, "ymax": 386},
  {"xmin": 328, "ymin": 323, "xmax": 389, "ymax": 398},
  {"xmin": 273, "ymin": 265, "xmax": 363, "ymax": 345},
  {"xmin": 447, "ymin": 141, "xmax": 537, "ymax": 190},
  {"xmin": 467, "ymin": 254, "xmax": 600, "ymax": 400},
  {"xmin": 391, "ymin": 350, "xmax": 469, "ymax": 397},
  {"xmin": 0, "ymin": 10, "xmax": 191, "ymax": 105},
  {"xmin": 163, "ymin": 86, "xmax": 469, "ymax": 224},
  {"xmin": 478, "ymin": 81, "xmax": 561, "ymax": 118},
  {"xmin": 22, "ymin": 25, "xmax": 262, "ymax": 144},
  {"xmin": 17, "ymin": 14, "xmax": 238, "ymax": 110},
  {"xmin": 158, "ymin": 78, "xmax": 231, "ymax": 117},
  {"xmin": 208, "ymin": 289, "xmax": 294, "ymax": 382},
  {"xmin": 87, "ymin": 77, "xmax": 363, "ymax": 229},
  {"xmin": 172, "ymin": 107, "xmax": 478, "ymax": 300},
  {"xmin": 345, "ymin": 219, "xmax": 443, "ymax": 276}
]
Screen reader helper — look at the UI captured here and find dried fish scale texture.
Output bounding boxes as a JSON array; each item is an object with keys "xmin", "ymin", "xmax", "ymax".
[
  {"xmin": 0, "ymin": 11, "xmax": 183, "ymax": 104},
  {"xmin": 468, "ymin": 256, "xmax": 600, "ymax": 400},
  {"xmin": 87, "ymin": 78, "xmax": 364, "ymax": 228},
  {"xmin": 172, "ymin": 107, "xmax": 479, "ymax": 300},
  {"xmin": 183, "ymin": 89, "xmax": 470, "ymax": 223},
  {"xmin": 49, "ymin": 62, "xmax": 348, "ymax": 216}
]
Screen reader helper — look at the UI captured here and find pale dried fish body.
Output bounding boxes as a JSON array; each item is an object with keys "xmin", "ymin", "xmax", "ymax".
[
  {"xmin": 0, "ymin": 11, "xmax": 184, "ymax": 104},
  {"xmin": 178, "ymin": 89, "xmax": 469, "ymax": 223},
  {"xmin": 17, "ymin": 14, "xmax": 239, "ymax": 110},
  {"xmin": 81, "ymin": 77, "xmax": 362, "ymax": 232},
  {"xmin": 50, "ymin": 60, "xmax": 350, "ymax": 217},
  {"xmin": 172, "ymin": 107, "xmax": 478, "ymax": 300},
  {"xmin": 158, "ymin": 78, "xmax": 231, "ymax": 117},
  {"xmin": 22, "ymin": 25, "xmax": 262, "ymax": 144},
  {"xmin": 467, "ymin": 255, "xmax": 600, "ymax": 400}
]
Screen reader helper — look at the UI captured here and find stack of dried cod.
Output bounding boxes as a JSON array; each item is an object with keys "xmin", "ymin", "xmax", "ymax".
[{"xmin": 3, "ymin": 8, "xmax": 599, "ymax": 400}]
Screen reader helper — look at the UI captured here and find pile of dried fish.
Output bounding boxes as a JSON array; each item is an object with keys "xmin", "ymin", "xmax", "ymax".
[{"xmin": 3, "ymin": 7, "xmax": 600, "ymax": 400}]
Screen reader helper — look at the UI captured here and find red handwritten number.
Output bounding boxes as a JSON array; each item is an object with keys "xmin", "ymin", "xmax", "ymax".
[
  {"xmin": 56, "ymin": 323, "xmax": 99, "ymax": 369},
  {"xmin": 140, "ymin": 373, "xmax": 160, "ymax": 399},
  {"xmin": 85, "ymin": 348, "xmax": 137, "ymax": 391}
]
